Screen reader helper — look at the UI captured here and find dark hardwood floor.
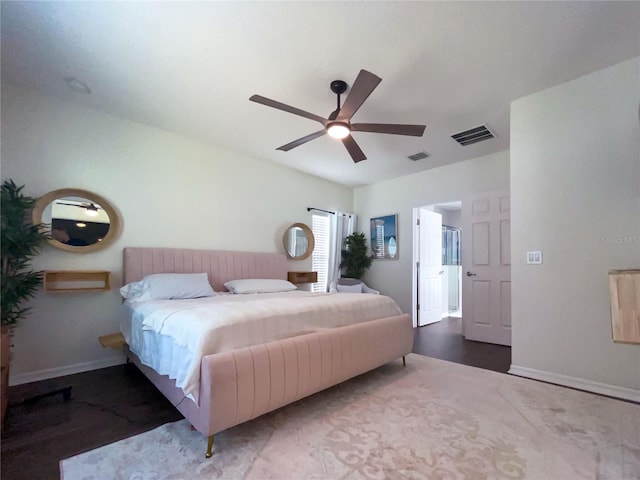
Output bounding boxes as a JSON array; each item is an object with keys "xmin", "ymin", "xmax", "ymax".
[
  {"xmin": 1, "ymin": 317, "xmax": 510, "ymax": 479},
  {"xmin": 412, "ymin": 316, "xmax": 512, "ymax": 374},
  {"xmin": 1, "ymin": 363, "xmax": 181, "ymax": 480}
]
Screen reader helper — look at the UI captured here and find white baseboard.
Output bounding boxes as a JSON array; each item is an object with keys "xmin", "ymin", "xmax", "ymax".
[
  {"xmin": 9, "ymin": 355, "xmax": 126, "ymax": 386},
  {"xmin": 508, "ymin": 365, "xmax": 640, "ymax": 403}
]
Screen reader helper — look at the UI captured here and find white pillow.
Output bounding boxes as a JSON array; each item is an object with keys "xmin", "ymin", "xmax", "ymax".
[
  {"xmin": 224, "ymin": 278, "xmax": 297, "ymax": 294},
  {"xmin": 119, "ymin": 280, "xmax": 151, "ymax": 302},
  {"xmin": 120, "ymin": 273, "xmax": 215, "ymax": 301},
  {"xmin": 336, "ymin": 283, "xmax": 363, "ymax": 293}
]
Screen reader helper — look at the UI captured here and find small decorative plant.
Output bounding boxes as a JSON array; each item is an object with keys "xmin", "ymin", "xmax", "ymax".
[
  {"xmin": 340, "ymin": 232, "xmax": 373, "ymax": 279},
  {"xmin": 1, "ymin": 180, "xmax": 48, "ymax": 327}
]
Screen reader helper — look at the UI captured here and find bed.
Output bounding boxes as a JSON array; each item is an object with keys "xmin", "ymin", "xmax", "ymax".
[{"xmin": 121, "ymin": 247, "xmax": 414, "ymax": 458}]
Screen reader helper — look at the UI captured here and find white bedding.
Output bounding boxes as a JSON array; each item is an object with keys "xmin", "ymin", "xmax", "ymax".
[{"xmin": 122, "ymin": 291, "xmax": 402, "ymax": 403}]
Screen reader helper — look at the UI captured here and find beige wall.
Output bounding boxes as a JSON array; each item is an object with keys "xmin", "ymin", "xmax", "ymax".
[
  {"xmin": 353, "ymin": 151, "xmax": 510, "ymax": 315},
  {"xmin": 1, "ymin": 83, "xmax": 353, "ymax": 383},
  {"xmin": 510, "ymin": 57, "xmax": 640, "ymax": 392}
]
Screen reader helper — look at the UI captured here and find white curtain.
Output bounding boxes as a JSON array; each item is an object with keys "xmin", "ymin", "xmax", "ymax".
[{"xmin": 326, "ymin": 212, "xmax": 357, "ymax": 290}]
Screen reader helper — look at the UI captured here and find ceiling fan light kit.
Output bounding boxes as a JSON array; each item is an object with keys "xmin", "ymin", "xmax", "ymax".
[
  {"xmin": 249, "ymin": 69, "xmax": 426, "ymax": 163},
  {"xmin": 327, "ymin": 122, "xmax": 350, "ymax": 139}
]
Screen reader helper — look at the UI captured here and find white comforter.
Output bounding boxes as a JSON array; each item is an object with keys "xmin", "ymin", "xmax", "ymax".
[{"xmin": 124, "ymin": 291, "xmax": 402, "ymax": 403}]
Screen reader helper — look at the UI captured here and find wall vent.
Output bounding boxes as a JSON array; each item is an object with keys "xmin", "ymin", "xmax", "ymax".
[
  {"xmin": 451, "ymin": 124, "xmax": 495, "ymax": 146},
  {"xmin": 408, "ymin": 151, "xmax": 430, "ymax": 161}
]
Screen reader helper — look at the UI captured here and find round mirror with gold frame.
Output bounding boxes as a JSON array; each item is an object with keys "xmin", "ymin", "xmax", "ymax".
[
  {"xmin": 32, "ymin": 188, "xmax": 122, "ymax": 253},
  {"xmin": 283, "ymin": 223, "xmax": 315, "ymax": 260}
]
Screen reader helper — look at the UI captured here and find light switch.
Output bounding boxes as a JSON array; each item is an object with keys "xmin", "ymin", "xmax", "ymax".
[{"xmin": 526, "ymin": 251, "xmax": 543, "ymax": 265}]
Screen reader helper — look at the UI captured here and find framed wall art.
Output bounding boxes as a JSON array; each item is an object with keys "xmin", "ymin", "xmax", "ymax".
[{"xmin": 370, "ymin": 214, "xmax": 398, "ymax": 259}]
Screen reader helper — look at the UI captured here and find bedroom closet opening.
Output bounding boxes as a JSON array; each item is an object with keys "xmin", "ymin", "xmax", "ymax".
[{"xmin": 412, "ymin": 202, "xmax": 462, "ymax": 328}]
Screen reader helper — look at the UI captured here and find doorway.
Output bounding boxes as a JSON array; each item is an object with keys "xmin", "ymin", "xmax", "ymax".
[{"xmin": 412, "ymin": 201, "xmax": 462, "ymax": 328}]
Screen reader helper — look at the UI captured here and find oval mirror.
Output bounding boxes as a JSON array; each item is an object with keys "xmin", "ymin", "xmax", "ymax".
[
  {"xmin": 32, "ymin": 188, "xmax": 122, "ymax": 253},
  {"xmin": 283, "ymin": 223, "xmax": 314, "ymax": 260}
]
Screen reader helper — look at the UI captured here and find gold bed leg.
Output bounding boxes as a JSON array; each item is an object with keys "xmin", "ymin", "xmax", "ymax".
[
  {"xmin": 205, "ymin": 435, "xmax": 214, "ymax": 458},
  {"xmin": 402, "ymin": 356, "xmax": 406, "ymax": 367}
]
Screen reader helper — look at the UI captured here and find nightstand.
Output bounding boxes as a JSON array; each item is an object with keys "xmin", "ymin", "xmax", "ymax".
[{"xmin": 287, "ymin": 271, "xmax": 318, "ymax": 284}]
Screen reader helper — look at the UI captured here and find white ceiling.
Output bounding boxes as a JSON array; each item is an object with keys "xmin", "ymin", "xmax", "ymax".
[{"xmin": 2, "ymin": 2, "xmax": 639, "ymax": 188}]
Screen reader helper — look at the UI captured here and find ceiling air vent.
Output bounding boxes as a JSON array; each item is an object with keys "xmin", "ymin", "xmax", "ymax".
[
  {"xmin": 408, "ymin": 151, "xmax": 430, "ymax": 161},
  {"xmin": 451, "ymin": 124, "xmax": 495, "ymax": 146}
]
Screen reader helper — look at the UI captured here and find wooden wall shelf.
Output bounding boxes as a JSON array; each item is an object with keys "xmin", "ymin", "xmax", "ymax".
[
  {"xmin": 287, "ymin": 271, "xmax": 318, "ymax": 284},
  {"xmin": 44, "ymin": 270, "xmax": 111, "ymax": 292},
  {"xmin": 98, "ymin": 332, "xmax": 126, "ymax": 349}
]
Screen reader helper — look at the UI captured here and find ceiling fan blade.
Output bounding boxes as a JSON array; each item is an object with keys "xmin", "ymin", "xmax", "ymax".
[
  {"xmin": 351, "ymin": 123, "xmax": 426, "ymax": 137},
  {"xmin": 337, "ymin": 70, "xmax": 382, "ymax": 121},
  {"xmin": 250, "ymin": 95, "xmax": 326, "ymax": 125},
  {"xmin": 55, "ymin": 201, "xmax": 94, "ymax": 209},
  {"xmin": 276, "ymin": 130, "xmax": 327, "ymax": 151},
  {"xmin": 341, "ymin": 135, "xmax": 367, "ymax": 163}
]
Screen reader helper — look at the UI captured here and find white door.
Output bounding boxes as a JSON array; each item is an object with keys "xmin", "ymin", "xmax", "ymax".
[
  {"xmin": 461, "ymin": 189, "xmax": 511, "ymax": 345},
  {"xmin": 418, "ymin": 209, "xmax": 443, "ymax": 326}
]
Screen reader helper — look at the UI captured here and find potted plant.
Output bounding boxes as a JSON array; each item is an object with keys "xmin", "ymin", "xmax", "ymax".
[
  {"xmin": 1, "ymin": 179, "xmax": 48, "ymax": 425},
  {"xmin": 339, "ymin": 232, "xmax": 373, "ymax": 279}
]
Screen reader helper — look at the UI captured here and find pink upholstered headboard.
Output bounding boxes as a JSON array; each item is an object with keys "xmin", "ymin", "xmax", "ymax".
[{"xmin": 123, "ymin": 247, "xmax": 289, "ymax": 292}]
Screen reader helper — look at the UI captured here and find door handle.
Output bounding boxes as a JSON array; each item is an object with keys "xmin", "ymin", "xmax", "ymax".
[
  {"xmin": 439, "ymin": 270, "xmax": 444, "ymax": 275},
  {"xmin": 466, "ymin": 271, "xmax": 477, "ymax": 277}
]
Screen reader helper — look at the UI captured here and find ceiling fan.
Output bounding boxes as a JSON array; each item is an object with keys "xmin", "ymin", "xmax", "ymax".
[
  {"xmin": 250, "ymin": 69, "xmax": 426, "ymax": 163},
  {"xmin": 55, "ymin": 201, "xmax": 101, "ymax": 217}
]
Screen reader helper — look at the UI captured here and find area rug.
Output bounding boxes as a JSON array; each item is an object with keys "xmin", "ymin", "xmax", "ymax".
[{"xmin": 60, "ymin": 354, "xmax": 640, "ymax": 480}]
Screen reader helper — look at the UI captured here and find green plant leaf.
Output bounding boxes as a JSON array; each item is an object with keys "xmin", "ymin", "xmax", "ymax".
[
  {"xmin": 339, "ymin": 232, "xmax": 372, "ymax": 279},
  {"xmin": 1, "ymin": 179, "xmax": 48, "ymax": 326}
]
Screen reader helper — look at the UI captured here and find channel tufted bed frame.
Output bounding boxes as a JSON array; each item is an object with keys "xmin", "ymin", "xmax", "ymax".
[{"xmin": 122, "ymin": 247, "xmax": 414, "ymax": 458}]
